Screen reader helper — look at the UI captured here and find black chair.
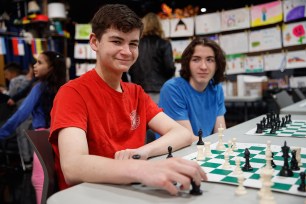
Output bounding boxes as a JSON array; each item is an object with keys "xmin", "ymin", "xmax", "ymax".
[
  {"xmin": 292, "ymin": 88, "xmax": 306, "ymax": 102},
  {"xmin": 272, "ymin": 90, "xmax": 294, "ymax": 110},
  {"xmin": 24, "ymin": 130, "xmax": 57, "ymax": 204}
]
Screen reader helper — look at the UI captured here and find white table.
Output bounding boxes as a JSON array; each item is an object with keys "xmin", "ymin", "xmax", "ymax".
[
  {"xmin": 280, "ymin": 99, "xmax": 306, "ymax": 115},
  {"xmin": 47, "ymin": 114, "xmax": 306, "ymax": 204}
]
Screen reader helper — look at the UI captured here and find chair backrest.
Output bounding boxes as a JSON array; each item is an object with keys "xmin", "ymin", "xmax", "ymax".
[
  {"xmin": 24, "ymin": 130, "xmax": 57, "ymax": 204},
  {"xmin": 293, "ymin": 88, "xmax": 306, "ymax": 101},
  {"xmin": 273, "ymin": 90, "xmax": 294, "ymax": 109}
]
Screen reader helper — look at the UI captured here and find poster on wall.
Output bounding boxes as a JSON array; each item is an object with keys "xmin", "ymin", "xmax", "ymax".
[
  {"xmin": 282, "ymin": 21, "xmax": 306, "ymax": 46},
  {"xmin": 226, "ymin": 54, "xmax": 246, "ymax": 74},
  {"xmin": 286, "ymin": 50, "xmax": 306, "ymax": 69},
  {"xmin": 221, "ymin": 7, "xmax": 250, "ymax": 31},
  {"xmin": 219, "ymin": 32, "xmax": 248, "ymax": 55},
  {"xmin": 245, "ymin": 55, "xmax": 264, "ymax": 73},
  {"xmin": 171, "ymin": 39, "xmax": 191, "ymax": 60},
  {"xmin": 264, "ymin": 52, "xmax": 286, "ymax": 71},
  {"xmin": 195, "ymin": 12, "xmax": 221, "ymax": 35},
  {"xmin": 170, "ymin": 17, "xmax": 194, "ymax": 37},
  {"xmin": 75, "ymin": 24, "xmax": 91, "ymax": 40},
  {"xmin": 250, "ymin": 1, "xmax": 283, "ymax": 27},
  {"xmin": 283, "ymin": 0, "xmax": 306, "ymax": 22},
  {"xmin": 160, "ymin": 19, "xmax": 170, "ymax": 38},
  {"xmin": 249, "ymin": 27, "xmax": 282, "ymax": 52},
  {"xmin": 206, "ymin": 34, "xmax": 219, "ymax": 44}
]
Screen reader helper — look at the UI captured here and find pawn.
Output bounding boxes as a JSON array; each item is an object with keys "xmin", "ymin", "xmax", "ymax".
[
  {"xmin": 222, "ymin": 152, "xmax": 231, "ymax": 169},
  {"xmin": 290, "ymin": 150, "xmax": 300, "ymax": 171},
  {"xmin": 226, "ymin": 139, "xmax": 233, "ymax": 155},
  {"xmin": 204, "ymin": 141, "xmax": 212, "ymax": 157},
  {"xmin": 166, "ymin": 146, "xmax": 173, "ymax": 159},
  {"xmin": 232, "ymin": 138, "xmax": 237, "ymax": 151},
  {"xmin": 190, "ymin": 180, "xmax": 203, "ymax": 195},
  {"xmin": 233, "ymin": 157, "xmax": 243, "ymax": 175},
  {"xmin": 269, "ymin": 125, "xmax": 276, "ymax": 134},
  {"xmin": 235, "ymin": 174, "xmax": 247, "ymax": 195},
  {"xmin": 297, "ymin": 172, "xmax": 305, "ymax": 192}
]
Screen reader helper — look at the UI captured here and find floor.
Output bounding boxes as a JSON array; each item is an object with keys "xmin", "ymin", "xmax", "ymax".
[{"xmin": 0, "ymin": 149, "xmax": 36, "ymax": 204}]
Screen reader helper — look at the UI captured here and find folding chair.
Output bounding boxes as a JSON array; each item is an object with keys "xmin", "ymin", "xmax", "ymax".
[
  {"xmin": 24, "ymin": 130, "xmax": 57, "ymax": 204},
  {"xmin": 272, "ymin": 90, "xmax": 294, "ymax": 110}
]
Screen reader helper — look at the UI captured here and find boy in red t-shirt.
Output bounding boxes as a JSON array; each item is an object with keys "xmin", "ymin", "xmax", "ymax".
[{"xmin": 50, "ymin": 4, "xmax": 207, "ymax": 195}]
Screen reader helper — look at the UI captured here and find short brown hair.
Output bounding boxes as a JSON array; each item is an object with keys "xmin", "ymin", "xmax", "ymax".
[
  {"xmin": 180, "ymin": 37, "xmax": 226, "ymax": 84},
  {"xmin": 91, "ymin": 4, "xmax": 143, "ymax": 40},
  {"xmin": 142, "ymin": 12, "xmax": 164, "ymax": 38}
]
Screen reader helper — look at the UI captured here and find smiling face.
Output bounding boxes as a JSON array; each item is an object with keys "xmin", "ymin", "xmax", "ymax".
[
  {"xmin": 90, "ymin": 27, "xmax": 140, "ymax": 75},
  {"xmin": 189, "ymin": 45, "xmax": 216, "ymax": 92},
  {"xmin": 33, "ymin": 54, "xmax": 51, "ymax": 78}
]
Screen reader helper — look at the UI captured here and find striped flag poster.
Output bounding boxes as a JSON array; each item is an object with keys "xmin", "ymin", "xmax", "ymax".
[{"xmin": 12, "ymin": 37, "xmax": 25, "ymax": 56}]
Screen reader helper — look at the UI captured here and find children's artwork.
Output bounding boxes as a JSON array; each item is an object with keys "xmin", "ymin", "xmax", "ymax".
[
  {"xmin": 249, "ymin": 27, "xmax": 282, "ymax": 52},
  {"xmin": 286, "ymin": 50, "xmax": 306, "ymax": 69},
  {"xmin": 245, "ymin": 55, "xmax": 264, "ymax": 73},
  {"xmin": 75, "ymin": 24, "xmax": 92, "ymax": 40},
  {"xmin": 86, "ymin": 44, "xmax": 96, "ymax": 59},
  {"xmin": 75, "ymin": 63, "xmax": 88, "ymax": 76},
  {"xmin": 160, "ymin": 19, "xmax": 170, "ymax": 38},
  {"xmin": 283, "ymin": 0, "xmax": 306, "ymax": 22},
  {"xmin": 171, "ymin": 39, "xmax": 191, "ymax": 60},
  {"xmin": 219, "ymin": 32, "xmax": 248, "ymax": 55},
  {"xmin": 195, "ymin": 12, "xmax": 221, "ymax": 35},
  {"xmin": 251, "ymin": 1, "xmax": 283, "ymax": 27},
  {"xmin": 290, "ymin": 76, "xmax": 306, "ymax": 88},
  {"xmin": 74, "ymin": 43, "xmax": 87, "ymax": 59},
  {"xmin": 206, "ymin": 34, "xmax": 219, "ymax": 44},
  {"xmin": 221, "ymin": 7, "xmax": 250, "ymax": 31},
  {"xmin": 170, "ymin": 17, "xmax": 194, "ymax": 38},
  {"xmin": 264, "ymin": 52, "xmax": 286, "ymax": 71},
  {"xmin": 282, "ymin": 21, "xmax": 306, "ymax": 46},
  {"xmin": 226, "ymin": 54, "xmax": 246, "ymax": 74}
]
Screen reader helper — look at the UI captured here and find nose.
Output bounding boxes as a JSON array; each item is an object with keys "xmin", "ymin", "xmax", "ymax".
[
  {"xmin": 200, "ymin": 59, "xmax": 208, "ymax": 69},
  {"xmin": 120, "ymin": 44, "xmax": 132, "ymax": 55}
]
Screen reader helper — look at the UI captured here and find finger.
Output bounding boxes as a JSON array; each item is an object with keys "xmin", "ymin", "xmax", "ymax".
[{"xmin": 163, "ymin": 180, "xmax": 179, "ymax": 196}]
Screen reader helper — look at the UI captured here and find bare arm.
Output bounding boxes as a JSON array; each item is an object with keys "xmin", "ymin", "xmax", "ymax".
[{"xmin": 58, "ymin": 126, "xmax": 206, "ymax": 195}]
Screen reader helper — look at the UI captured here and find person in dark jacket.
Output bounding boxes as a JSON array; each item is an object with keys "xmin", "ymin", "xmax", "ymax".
[{"xmin": 129, "ymin": 12, "xmax": 176, "ymax": 103}]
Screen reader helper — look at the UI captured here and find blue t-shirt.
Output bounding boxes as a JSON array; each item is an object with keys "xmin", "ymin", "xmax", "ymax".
[
  {"xmin": 158, "ymin": 77, "xmax": 226, "ymax": 138},
  {"xmin": 0, "ymin": 82, "xmax": 47, "ymax": 139}
]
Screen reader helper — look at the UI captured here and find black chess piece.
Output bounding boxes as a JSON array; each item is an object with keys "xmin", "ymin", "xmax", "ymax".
[
  {"xmin": 271, "ymin": 152, "xmax": 276, "ymax": 168},
  {"xmin": 297, "ymin": 172, "xmax": 305, "ymax": 192},
  {"xmin": 166, "ymin": 146, "xmax": 173, "ymax": 159},
  {"xmin": 281, "ymin": 117, "xmax": 286, "ymax": 128},
  {"xmin": 285, "ymin": 115, "xmax": 289, "ymax": 124},
  {"xmin": 269, "ymin": 124, "xmax": 276, "ymax": 134},
  {"xmin": 290, "ymin": 150, "xmax": 300, "ymax": 171},
  {"xmin": 256, "ymin": 123, "xmax": 263, "ymax": 133},
  {"xmin": 242, "ymin": 148, "xmax": 253, "ymax": 171},
  {"xmin": 189, "ymin": 180, "xmax": 203, "ymax": 195},
  {"xmin": 197, "ymin": 129, "xmax": 204, "ymax": 145},
  {"xmin": 279, "ymin": 141, "xmax": 293, "ymax": 177},
  {"xmin": 262, "ymin": 117, "xmax": 266, "ymax": 130},
  {"xmin": 288, "ymin": 114, "xmax": 292, "ymax": 123}
]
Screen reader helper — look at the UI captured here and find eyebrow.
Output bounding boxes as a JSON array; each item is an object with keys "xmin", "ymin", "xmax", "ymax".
[{"xmin": 108, "ymin": 36, "xmax": 139, "ymax": 43}]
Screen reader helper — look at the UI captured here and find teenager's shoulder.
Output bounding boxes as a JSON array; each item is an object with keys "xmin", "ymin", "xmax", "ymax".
[{"xmin": 164, "ymin": 77, "xmax": 188, "ymax": 88}]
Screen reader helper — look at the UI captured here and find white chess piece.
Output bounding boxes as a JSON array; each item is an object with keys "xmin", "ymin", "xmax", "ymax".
[
  {"xmin": 216, "ymin": 124, "xmax": 226, "ymax": 150},
  {"xmin": 258, "ymin": 168, "xmax": 274, "ymax": 202},
  {"xmin": 293, "ymin": 147, "xmax": 302, "ymax": 167},
  {"xmin": 226, "ymin": 139, "xmax": 233, "ymax": 155},
  {"xmin": 266, "ymin": 140, "xmax": 271, "ymax": 154},
  {"xmin": 204, "ymin": 141, "xmax": 212, "ymax": 157},
  {"xmin": 196, "ymin": 144, "xmax": 205, "ymax": 161},
  {"xmin": 232, "ymin": 137, "xmax": 237, "ymax": 151},
  {"xmin": 222, "ymin": 152, "xmax": 231, "ymax": 169},
  {"xmin": 235, "ymin": 173, "xmax": 247, "ymax": 195},
  {"xmin": 265, "ymin": 148, "xmax": 273, "ymax": 170},
  {"xmin": 233, "ymin": 157, "xmax": 243, "ymax": 175}
]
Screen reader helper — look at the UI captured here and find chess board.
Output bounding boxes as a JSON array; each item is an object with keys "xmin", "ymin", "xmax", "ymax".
[
  {"xmin": 183, "ymin": 142, "xmax": 306, "ymax": 196},
  {"xmin": 245, "ymin": 120, "xmax": 306, "ymax": 138}
]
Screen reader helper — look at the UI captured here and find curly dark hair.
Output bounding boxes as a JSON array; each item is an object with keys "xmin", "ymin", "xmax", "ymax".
[
  {"xmin": 180, "ymin": 37, "xmax": 226, "ymax": 85},
  {"xmin": 91, "ymin": 4, "xmax": 143, "ymax": 40},
  {"xmin": 40, "ymin": 51, "xmax": 66, "ymax": 126}
]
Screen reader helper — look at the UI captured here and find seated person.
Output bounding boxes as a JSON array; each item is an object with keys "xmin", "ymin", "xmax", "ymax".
[
  {"xmin": 49, "ymin": 4, "xmax": 207, "ymax": 196},
  {"xmin": 158, "ymin": 38, "xmax": 227, "ymax": 141}
]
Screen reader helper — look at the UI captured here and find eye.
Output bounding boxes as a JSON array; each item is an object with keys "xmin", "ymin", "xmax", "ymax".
[
  {"xmin": 112, "ymin": 40, "xmax": 121, "ymax": 45},
  {"xmin": 206, "ymin": 58, "xmax": 215, "ymax": 63},
  {"xmin": 191, "ymin": 58, "xmax": 201, "ymax": 62}
]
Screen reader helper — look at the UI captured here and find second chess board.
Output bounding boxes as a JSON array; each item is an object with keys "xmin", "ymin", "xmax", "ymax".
[{"xmin": 183, "ymin": 142, "xmax": 306, "ymax": 196}]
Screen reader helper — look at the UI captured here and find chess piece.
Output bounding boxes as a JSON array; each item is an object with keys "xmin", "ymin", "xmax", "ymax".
[
  {"xmin": 222, "ymin": 152, "xmax": 231, "ymax": 169},
  {"xmin": 266, "ymin": 140, "xmax": 271, "ymax": 153},
  {"xmin": 204, "ymin": 141, "xmax": 212, "ymax": 157},
  {"xmin": 242, "ymin": 148, "xmax": 253, "ymax": 171},
  {"xmin": 256, "ymin": 123, "xmax": 263, "ymax": 133},
  {"xmin": 189, "ymin": 180, "xmax": 203, "ymax": 195},
  {"xmin": 293, "ymin": 147, "xmax": 302, "ymax": 167},
  {"xmin": 196, "ymin": 129, "xmax": 205, "ymax": 161},
  {"xmin": 281, "ymin": 117, "xmax": 286, "ymax": 128},
  {"xmin": 232, "ymin": 138, "xmax": 237, "ymax": 151},
  {"xmin": 269, "ymin": 125, "xmax": 276, "ymax": 134},
  {"xmin": 216, "ymin": 124, "xmax": 226, "ymax": 150},
  {"xmin": 279, "ymin": 141, "xmax": 293, "ymax": 177},
  {"xmin": 297, "ymin": 172, "xmax": 305, "ymax": 192},
  {"xmin": 235, "ymin": 174, "xmax": 247, "ymax": 195},
  {"xmin": 166, "ymin": 146, "xmax": 173, "ymax": 159},
  {"xmin": 258, "ymin": 168, "xmax": 275, "ymax": 204},
  {"xmin": 265, "ymin": 149, "xmax": 273, "ymax": 170},
  {"xmin": 226, "ymin": 139, "xmax": 233, "ymax": 155},
  {"xmin": 271, "ymin": 152, "xmax": 276, "ymax": 168},
  {"xmin": 233, "ymin": 157, "xmax": 243, "ymax": 175},
  {"xmin": 290, "ymin": 150, "xmax": 300, "ymax": 171},
  {"xmin": 288, "ymin": 114, "xmax": 292, "ymax": 123}
]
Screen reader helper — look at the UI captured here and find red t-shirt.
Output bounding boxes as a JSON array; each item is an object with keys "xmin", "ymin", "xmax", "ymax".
[{"xmin": 49, "ymin": 69, "xmax": 162, "ymax": 190}]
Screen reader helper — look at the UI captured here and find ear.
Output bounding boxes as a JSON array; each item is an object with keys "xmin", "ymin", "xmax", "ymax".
[{"xmin": 89, "ymin": 33, "xmax": 99, "ymax": 52}]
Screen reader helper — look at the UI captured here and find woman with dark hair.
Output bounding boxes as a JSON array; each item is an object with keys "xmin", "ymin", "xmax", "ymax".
[
  {"xmin": 0, "ymin": 51, "xmax": 67, "ymax": 204},
  {"xmin": 158, "ymin": 37, "xmax": 227, "ymax": 141}
]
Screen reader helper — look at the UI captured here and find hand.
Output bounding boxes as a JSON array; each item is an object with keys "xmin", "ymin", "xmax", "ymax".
[
  {"xmin": 114, "ymin": 148, "xmax": 149, "ymax": 160},
  {"xmin": 136, "ymin": 157, "xmax": 207, "ymax": 195},
  {"xmin": 7, "ymin": 99, "xmax": 16, "ymax": 106}
]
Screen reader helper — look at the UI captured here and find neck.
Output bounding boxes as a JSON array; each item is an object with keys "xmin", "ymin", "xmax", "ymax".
[
  {"xmin": 95, "ymin": 67, "xmax": 123, "ymax": 92},
  {"xmin": 190, "ymin": 81, "xmax": 208, "ymax": 92}
]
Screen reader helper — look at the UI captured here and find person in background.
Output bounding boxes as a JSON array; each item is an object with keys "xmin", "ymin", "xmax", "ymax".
[
  {"xmin": 0, "ymin": 51, "xmax": 67, "ymax": 204},
  {"xmin": 158, "ymin": 37, "xmax": 227, "ymax": 141},
  {"xmin": 50, "ymin": 4, "xmax": 206, "ymax": 196},
  {"xmin": 129, "ymin": 12, "xmax": 176, "ymax": 103}
]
